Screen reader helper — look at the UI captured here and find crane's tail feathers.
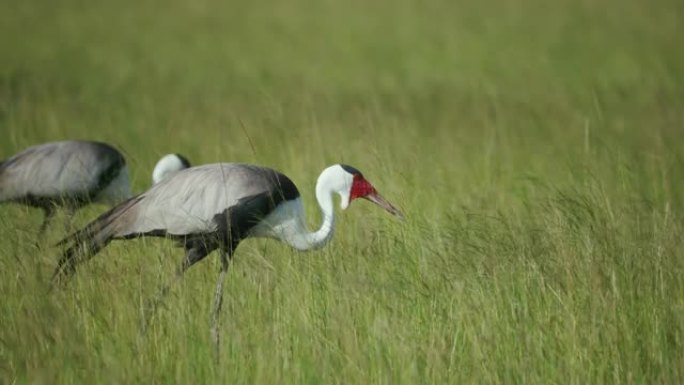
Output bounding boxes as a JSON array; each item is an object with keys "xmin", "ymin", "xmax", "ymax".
[
  {"xmin": 55, "ymin": 196, "xmax": 142, "ymax": 247},
  {"xmin": 52, "ymin": 196, "xmax": 142, "ymax": 283},
  {"xmin": 52, "ymin": 239, "xmax": 110, "ymax": 284}
]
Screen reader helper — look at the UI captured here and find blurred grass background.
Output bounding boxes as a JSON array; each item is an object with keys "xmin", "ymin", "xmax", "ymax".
[{"xmin": 1, "ymin": 0, "xmax": 683, "ymax": 383}]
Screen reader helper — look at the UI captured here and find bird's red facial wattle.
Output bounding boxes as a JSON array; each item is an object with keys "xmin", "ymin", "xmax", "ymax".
[
  {"xmin": 349, "ymin": 174, "xmax": 404, "ymax": 219},
  {"xmin": 350, "ymin": 175, "xmax": 376, "ymax": 200}
]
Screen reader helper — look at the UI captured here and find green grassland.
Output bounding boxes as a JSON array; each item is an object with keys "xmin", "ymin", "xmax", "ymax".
[{"xmin": 1, "ymin": 0, "xmax": 683, "ymax": 383}]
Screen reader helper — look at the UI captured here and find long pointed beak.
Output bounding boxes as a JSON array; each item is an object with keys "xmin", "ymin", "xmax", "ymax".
[{"xmin": 364, "ymin": 191, "xmax": 405, "ymax": 220}]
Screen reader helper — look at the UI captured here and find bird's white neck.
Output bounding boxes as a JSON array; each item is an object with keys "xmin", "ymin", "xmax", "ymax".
[
  {"xmin": 275, "ymin": 178, "xmax": 337, "ymax": 251},
  {"xmin": 301, "ymin": 180, "xmax": 337, "ymax": 248},
  {"xmin": 253, "ymin": 168, "xmax": 353, "ymax": 251},
  {"xmin": 250, "ymin": 165, "xmax": 354, "ymax": 251}
]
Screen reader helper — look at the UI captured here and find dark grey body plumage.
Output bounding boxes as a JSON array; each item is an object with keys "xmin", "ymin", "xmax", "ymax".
[
  {"xmin": 55, "ymin": 163, "xmax": 300, "ymax": 277},
  {"xmin": 0, "ymin": 140, "xmax": 130, "ymax": 235}
]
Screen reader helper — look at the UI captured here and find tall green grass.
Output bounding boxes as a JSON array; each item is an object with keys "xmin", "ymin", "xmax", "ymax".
[{"xmin": 1, "ymin": 0, "xmax": 683, "ymax": 383}]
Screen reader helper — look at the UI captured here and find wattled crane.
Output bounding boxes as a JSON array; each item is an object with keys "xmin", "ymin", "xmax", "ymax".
[{"xmin": 53, "ymin": 162, "xmax": 403, "ymax": 353}]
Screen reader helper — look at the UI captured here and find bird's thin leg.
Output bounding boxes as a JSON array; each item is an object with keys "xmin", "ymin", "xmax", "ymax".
[
  {"xmin": 142, "ymin": 245, "xmax": 210, "ymax": 330},
  {"xmin": 36, "ymin": 206, "xmax": 55, "ymax": 246},
  {"xmin": 63, "ymin": 206, "xmax": 76, "ymax": 235},
  {"xmin": 211, "ymin": 250, "xmax": 231, "ymax": 361}
]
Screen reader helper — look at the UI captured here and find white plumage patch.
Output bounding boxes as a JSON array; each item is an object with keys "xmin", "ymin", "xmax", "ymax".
[
  {"xmin": 249, "ymin": 198, "xmax": 308, "ymax": 241},
  {"xmin": 153, "ymin": 154, "xmax": 190, "ymax": 184}
]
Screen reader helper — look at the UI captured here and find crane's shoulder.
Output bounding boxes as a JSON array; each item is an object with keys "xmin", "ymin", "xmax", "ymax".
[{"xmin": 168, "ymin": 163, "xmax": 300, "ymax": 201}]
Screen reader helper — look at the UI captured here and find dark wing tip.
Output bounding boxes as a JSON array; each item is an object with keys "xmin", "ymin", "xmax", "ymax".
[
  {"xmin": 174, "ymin": 154, "xmax": 192, "ymax": 168},
  {"xmin": 340, "ymin": 164, "xmax": 362, "ymax": 176}
]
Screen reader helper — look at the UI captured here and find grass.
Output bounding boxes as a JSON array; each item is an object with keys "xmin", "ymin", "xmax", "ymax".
[{"xmin": 1, "ymin": 0, "xmax": 684, "ymax": 383}]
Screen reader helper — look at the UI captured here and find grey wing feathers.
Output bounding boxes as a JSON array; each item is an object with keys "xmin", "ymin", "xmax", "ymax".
[
  {"xmin": 120, "ymin": 163, "xmax": 300, "ymax": 237},
  {"xmin": 57, "ymin": 195, "xmax": 144, "ymax": 247},
  {"xmin": 52, "ymin": 163, "xmax": 299, "ymax": 280},
  {"xmin": 0, "ymin": 140, "xmax": 126, "ymax": 202},
  {"xmin": 55, "ymin": 163, "xmax": 300, "ymax": 244},
  {"xmin": 53, "ymin": 195, "xmax": 143, "ymax": 280}
]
